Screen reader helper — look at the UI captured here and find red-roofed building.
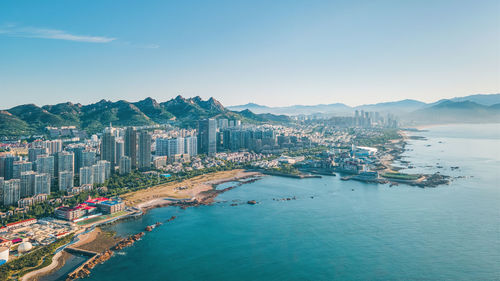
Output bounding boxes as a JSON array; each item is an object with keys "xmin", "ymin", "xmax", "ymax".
[
  {"xmin": 54, "ymin": 203, "xmax": 97, "ymax": 221},
  {"xmin": 5, "ymin": 218, "xmax": 37, "ymax": 231},
  {"xmin": 84, "ymin": 197, "xmax": 110, "ymax": 206}
]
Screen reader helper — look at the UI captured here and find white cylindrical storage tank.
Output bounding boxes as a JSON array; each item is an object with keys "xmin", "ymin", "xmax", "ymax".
[
  {"xmin": 18, "ymin": 242, "xmax": 32, "ymax": 253},
  {"xmin": 0, "ymin": 246, "xmax": 9, "ymax": 262}
]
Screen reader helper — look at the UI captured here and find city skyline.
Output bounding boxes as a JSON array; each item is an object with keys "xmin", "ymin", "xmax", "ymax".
[
  {"xmin": 1, "ymin": 0, "xmax": 499, "ymax": 108},
  {"xmin": 0, "ymin": 1, "xmax": 498, "ymax": 279}
]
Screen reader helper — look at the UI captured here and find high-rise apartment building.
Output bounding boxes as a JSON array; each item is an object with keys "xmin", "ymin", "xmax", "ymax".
[
  {"xmin": 56, "ymin": 151, "xmax": 74, "ymax": 175},
  {"xmin": 81, "ymin": 150, "xmax": 96, "ymax": 168},
  {"xmin": 13, "ymin": 161, "xmax": 33, "ymax": 179},
  {"xmin": 58, "ymin": 171, "xmax": 74, "ymax": 191},
  {"xmin": 119, "ymin": 156, "xmax": 131, "ymax": 175},
  {"xmin": 184, "ymin": 136, "xmax": 198, "ymax": 156},
  {"xmin": 0, "ymin": 156, "xmax": 16, "ymax": 180},
  {"xmin": 28, "ymin": 147, "xmax": 48, "ymax": 162},
  {"xmin": 218, "ymin": 119, "xmax": 229, "ymax": 130},
  {"xmin": 35, "ymin": 155, "xmax": 55, "ymax": 178},
  {"xmin": 101, "ymin": 130, "xmax": 116, "ymax": 169},
  {"xmin": 198, "ymin": 119, "xmax": 217, "ymax": 156},
  {"xmin": 70, "ymin": 147, "xmax": 84, "ymax": 174},
  {"xmin": 137, "ymin": 131, "xmax": 151, "ymax": 170},
  {"xmin": 2, "ymin": 179, "xmax": 20, "ymax": 206},
  {"xmin": 41, "ymin": 140, "xmax": 63, "ymax": 155},
  {"xmin": 115, "ymin": 140, "xmax": 124, "ymax": 165},
  {"xmin": 34, "ymin": 173, "xmax": 50, "ymax": 195},
  {"xmin": 92, "ymin": 160, "xmax": 110, "ymax": 184},
  {"xmin": 124, "ymin": 127, "xmax": 138, "ymax": 169},
  {"xmin": 20, "ymin": 171, "xmax": 36, "ymax": 198},
  {"xmin": 80, "ymin": 166, "xmax": 94, "ymax": 186}
]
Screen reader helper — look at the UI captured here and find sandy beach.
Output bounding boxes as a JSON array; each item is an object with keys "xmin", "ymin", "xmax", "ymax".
[
  {"xmin": 125, "ymin": 169, "xmax": 262, "ymax": 209},
  {"xmin": 21, "ymin": 250, "xmax": 68, "ymax": 281}
]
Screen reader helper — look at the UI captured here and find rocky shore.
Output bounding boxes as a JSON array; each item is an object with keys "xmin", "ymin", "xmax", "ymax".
[
  {"xmin": 112, "ymin": 232, "xmax": 145, "ymax": 251},
  {"xmin": 167, "ymin": 176, "xmax": 263, "ymax": 209},
  {"xmin": 145, "ymin": 216, "xmax": 176, "ymax": 231},
  {"xmin": 132, "ymin": 170, "xmax": 263, "ymax": 211},
  {"xmin": 66, "ymin": 250, "xmax": 113, "ymax": 280}
]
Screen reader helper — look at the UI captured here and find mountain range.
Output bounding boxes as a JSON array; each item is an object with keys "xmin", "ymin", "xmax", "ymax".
[
  {"xmin": 407, "ymin": 100, "xmax": 500, "ymax": 124},
  {"xmin": 1, "ymin": 93, "xmax": 499, "ymax": 137},
  {"xmin": 227, "ymin": 93, "xmax": 500, "ymax": 116},
  {"xmin": 0, "ymin": 96, "xmax": 291, "ymax": 137}
]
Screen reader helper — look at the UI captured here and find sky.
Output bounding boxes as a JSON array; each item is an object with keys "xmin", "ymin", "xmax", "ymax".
[{"xmin": 0, "ymin": 0, "xmax": 499, "ymax": 108}]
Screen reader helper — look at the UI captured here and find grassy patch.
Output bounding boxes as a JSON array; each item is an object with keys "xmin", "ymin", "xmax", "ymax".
[
  {"xmin": 382, "ymin": 172, "xmax": 420, "ymax": 181},
  {"xmin": 76, "ymin": 211, "xmax": 129, "ymax": 226}
]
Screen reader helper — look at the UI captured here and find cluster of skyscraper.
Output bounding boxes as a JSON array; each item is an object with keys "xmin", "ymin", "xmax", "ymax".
[
  {"xmin": 0, "ymin": 140, "xmax": 77, "ymax": 206},
  {"xmin": 192, "ymin": 118, "xmax": 309, "ymax": 155},
  {"xmin": 156, "ymin": 136, "xmax": 197, "ymax": 157},
  {"xmin": 0, "ymin": 118, "xmax": 289, "ymax": 207},
  {"xmin": 0, "ymin": 136, "xmax": 112, "ymax": 207},
  {"xmin": 101, "ymin": 126, "xmax": 152, "ymax": 173},
  {"xmin": 323, "ymin": 111, "xmax": 399, "ymax": 128},
  {"xmin": 353, "ymin": 110, "xmax": 398, "ymax": 128},
  {"xmin": 154, "ymin": 119, "xmax": 217, "ymax": 159}
]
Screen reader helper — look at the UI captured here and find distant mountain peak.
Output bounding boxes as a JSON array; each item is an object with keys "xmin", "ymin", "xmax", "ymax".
[
  {"xmin": 174, "ymin": 95, "xmax": 186, "ymax": 101},
  {"xmin": 206, "ymin": 97, "xmax": 225, "ymax": 109},
  {"xmin": 192, "ymin": 96, "xmax": 203, "ymax": 102},
  {"xmin": 135, "ymin": 97, "xmax": 159, "ymax": 107},
  {"xmin": 97, "ymin": 99, "xmax": 109, "ymax": 104}
]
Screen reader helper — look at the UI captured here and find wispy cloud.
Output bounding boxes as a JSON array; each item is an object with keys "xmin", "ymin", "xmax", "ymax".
[
  {"xmin": 120, "ymin": 41, "xmax": 161, "ymax": 49},
  {"xmin": 0, "ymin": 24, "xmax": 115, "ymax": 43}
]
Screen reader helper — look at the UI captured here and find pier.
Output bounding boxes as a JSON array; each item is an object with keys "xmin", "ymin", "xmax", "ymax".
[{"xmin": 65, "ymin": 247, "xmax": 99, "ymax": 257}]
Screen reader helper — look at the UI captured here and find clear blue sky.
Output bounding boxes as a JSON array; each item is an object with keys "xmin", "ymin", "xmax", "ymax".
[{"xmin": 0, "ymin": 0, "xmax": 498, "ymax": 108}]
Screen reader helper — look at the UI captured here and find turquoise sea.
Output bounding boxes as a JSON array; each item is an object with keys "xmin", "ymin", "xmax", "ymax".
[{"xmin": 54, "ymin": 124, "xmax": 500, "ymax": 280}]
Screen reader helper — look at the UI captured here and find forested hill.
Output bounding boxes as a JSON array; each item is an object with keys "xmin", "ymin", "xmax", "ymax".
[{"xmin": 0, "ymin": 96, "xmax": 291, "ymax": 136}]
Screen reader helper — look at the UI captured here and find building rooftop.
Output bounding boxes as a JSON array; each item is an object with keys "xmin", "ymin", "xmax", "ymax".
[
  {"xmin": 99, "ymin": 200, "xmax": 120, "ymax": 206},
  {"xmin": 85, "ymin": 197, "xmax": 109, "ymax": 204},
  {"xmin": 5, "ymin": 218, "xmax": 36, "ymax": 227}
]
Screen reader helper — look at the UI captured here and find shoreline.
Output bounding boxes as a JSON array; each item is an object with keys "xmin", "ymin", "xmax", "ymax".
[
  {"xmin": 63, "ymin": 169, "xmax": 264, "ymax": 280},
  {"xmin": 128, "ymin": 169, "xmax": 263, "ymax": 211},
  {"xmin": 22, "ymin": 134, "xmax": 447, "ymax": 280},
  {"xmin": 25, "ymin": 169, "xmax": 263, "ymax": 281},
  {"xmin": 21, "ymin": 250, "xmax": 67, "ymax": 281},
  {"xmin": 343, "ymin": 129, "xmax": 451, "ymax": 187}
]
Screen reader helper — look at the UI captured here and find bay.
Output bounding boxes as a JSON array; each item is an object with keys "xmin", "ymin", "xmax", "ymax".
[{"xmin": 76, "ymin": 124, "xmax": 500, "ymax": 280}]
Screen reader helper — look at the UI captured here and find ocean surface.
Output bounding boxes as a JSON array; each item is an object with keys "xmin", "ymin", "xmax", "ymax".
[{"xmin": 54, "ymin": 124, "xmax": 500, "ymax": 280}]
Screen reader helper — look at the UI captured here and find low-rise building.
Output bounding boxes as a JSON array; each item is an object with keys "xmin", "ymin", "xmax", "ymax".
[
  {"xmin": 96, "ymin": 200, "xmax": 125, "ymax": 214},
  {"xmin": 5, "ymin": 218, "xmax": 37, "ymax": 231},
  {"xmin": 70, "ymin": 184, "xmax": 93, "ymax": 194},
  {"xmin": 54, "ymin": 203, "xmax": 96, "ymax": 221},
  {"xmin": 17, "ymin": 193, "xmax": 49, "ymax": 208}
]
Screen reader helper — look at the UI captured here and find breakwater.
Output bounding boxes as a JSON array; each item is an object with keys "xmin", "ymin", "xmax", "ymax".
[{"xmin": 65, "ymin": 232, "xmax": 145, "ymax": 280}]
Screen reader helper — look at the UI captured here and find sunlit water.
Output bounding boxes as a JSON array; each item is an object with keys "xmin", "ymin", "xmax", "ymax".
[{"xmin": 51, "ymin": 124, "xmax": 500, "ymax": 280}]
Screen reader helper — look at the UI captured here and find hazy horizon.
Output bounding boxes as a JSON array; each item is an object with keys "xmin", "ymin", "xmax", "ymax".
[
  {"xmin": 1, "ymin": 0, "xmax": 499, "ymax": 108},
  {"xmin": 2, "ymin": 92, "xmax": 500, "ymax": 110}
]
